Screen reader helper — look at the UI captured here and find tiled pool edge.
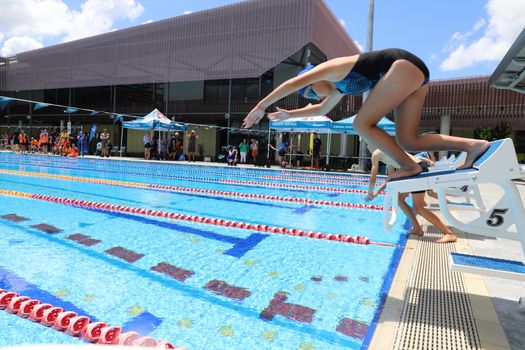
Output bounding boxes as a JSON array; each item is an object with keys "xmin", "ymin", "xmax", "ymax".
[
  {"xmin": 368, "ymin": 221, "xmax": 511, "ymax": 350},
  {"xmin": 367, "ymin": 232, "xmax": 417, "ymax": 350},
  {"xmin": 455, "ymin": 232, "xmax": 511, "ymax": 350}
]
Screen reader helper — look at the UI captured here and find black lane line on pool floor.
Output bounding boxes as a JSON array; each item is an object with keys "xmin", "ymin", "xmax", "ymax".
[{"xmin": 0, "ymin": 218, "xmax": 363, "ymax": 348}]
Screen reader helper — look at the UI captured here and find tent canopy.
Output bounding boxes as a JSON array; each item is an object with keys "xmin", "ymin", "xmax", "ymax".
[
  {"xmin": 123, "ymin": 109, "xmax": 187, "ymax": 131},
  {"xmin": 269, "ymin": 115, "xmax": 333, "ymax": 133},
  {"xmin": 331, "ymin": 115, "xmax": 395, "ymax": 135}
]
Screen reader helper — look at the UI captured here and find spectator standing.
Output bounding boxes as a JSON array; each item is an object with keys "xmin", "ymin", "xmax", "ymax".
[
  {"xmin": 143, "ymin": 132, "xmax": 151, "ymax": 160},
  {"xmin": 18, "ymin": 130, "xmax": 28, "ymax": 154},
  {"xmin": 250, "ymin": 139, "xmax": 259, "ymax": 165},
  {"xmin": 40, "ymin": 129, "xmax": 50, "ymax": 154},
  {"xmin": 239, "ymin": 138, "xmax": 249, "ymax": 164},
  {"xmin": 312, "ymin": 133, "xmax": 322, "ymax": 168},
  {"xmin": 100, "ymin": 129, "xmax": 110, "ymax": 158},
  {"xmin": 77, "ymin": 130, "xmax": 88, "ymax": 156},
  {"xmin": 187, "ymin": 130, "xmax": 198, "ymax": 162}
]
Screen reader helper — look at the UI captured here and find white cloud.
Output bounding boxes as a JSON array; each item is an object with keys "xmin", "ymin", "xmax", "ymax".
[
  {"xmin": 440, "ymin": 0, "xmax": 525, "ymax": 71},
  {"xmin": 353, "ymin": 40, "xmax": 364, "ymax": 52},
  {"xmin": 62, "ymin": 0, "xmax": 144, "ymax": 42},
  {"xmin": 0, "ymin": 0, "xmax": 144, "ymax": 56},
  {"xmin": 339, "ymin": 19, "xmax": 346, "ymax": 27},
  {"xmin": 183, "ymin": 10, "xmax": 193, "ymax": 15},
  {"xmin": 1, "ymin": 36, "xmax": 43, "ymax": 56},
  {"xmin": 0, "ymin": 32, "xmax": 4, "ymax": 43},
  {"xmin": 142, "ymin": 19, "xmax": 153, "ymax": 25}
]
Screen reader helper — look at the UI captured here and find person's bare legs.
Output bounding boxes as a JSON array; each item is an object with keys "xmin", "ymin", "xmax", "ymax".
[
  {"xmin": 412, "ymin": 193, "xmax": 457, "ymax": 243},
  {"xmin": 399, "ymin": 193, "xmax": 424, "ymax": 236},
  {"xmin": 353, "ymin": 60, "xmax": 428, "ymax": 180},
  {"xmin": 394, "ymin": 87, "xmax": 489, "ymax": 170}
]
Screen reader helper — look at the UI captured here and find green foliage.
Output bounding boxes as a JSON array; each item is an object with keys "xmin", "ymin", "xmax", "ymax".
[
  {"xmin": 492, "ymin": 121, "xmax": 513, "ymax": 140},
  {"xmin": 473, "ymin": 122, "xmax": 512, "ymax": 141}
]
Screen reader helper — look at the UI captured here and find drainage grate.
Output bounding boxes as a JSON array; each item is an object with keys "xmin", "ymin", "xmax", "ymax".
[{"xmin": 393, "ymin": 226, "xmax": 481, "ymax": 350}]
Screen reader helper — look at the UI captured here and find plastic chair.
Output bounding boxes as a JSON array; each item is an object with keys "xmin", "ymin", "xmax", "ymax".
[
  {"xmin": 117, "ymin": 146, "xmax": 126, "ymax": 157},
  {"xmin": 109, "ymin": 146, "xmax": 119, "ymax": 156}
]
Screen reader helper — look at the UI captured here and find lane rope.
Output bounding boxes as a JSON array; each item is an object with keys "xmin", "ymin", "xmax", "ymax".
[
  {"xmin": 0, "ymin": 189, "xmax": 393, "ymax": 247},
  {"xmin": 0, "ymin": 159, "xmax": 385, "ymax": 195},
  {"xmin": 0, "ymin": 154, "xmax": 385, "ymax": 182},
  {"xmin": 0, "ymin": 169, "xmax": 385, "ymax": 211},
  {"xmin": 0, "ymin": 288, "xmax": 182, "ymax": 348}
]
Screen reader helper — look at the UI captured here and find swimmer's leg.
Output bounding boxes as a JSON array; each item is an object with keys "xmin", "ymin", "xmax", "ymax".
[
  {"xmin": 394, "ymin": 86, "xmax": 489, "ymax": 170},
  {"xmin": 354, "ymin": 60, "xmax": 427, "ymax": 180},
  {"xmin": 412, "ymin": 192, "xmax": 457, "ymax": 243}
]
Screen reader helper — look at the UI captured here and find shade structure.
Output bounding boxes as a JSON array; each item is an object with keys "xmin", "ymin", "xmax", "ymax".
[
  {"xmin": 123, "ymin": 109, "xmax": 186, "ymax": 131},
  {"xmin": 331, "ymin": 115, "xmax": 395, "ymax": 135},
  {"xmin": 269, "ymin": 116, "xmax": 333, "ymax": 133}
]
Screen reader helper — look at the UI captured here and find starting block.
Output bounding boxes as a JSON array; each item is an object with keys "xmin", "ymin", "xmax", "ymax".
[{"xmin": 384, "ymin": 138, "xmax": 525, "ymax": 301}]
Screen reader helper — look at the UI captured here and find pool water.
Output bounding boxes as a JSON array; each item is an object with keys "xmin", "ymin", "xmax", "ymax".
[{"xmin": 0, "ymin": 153, "xmax": 408, "ymax": 349}]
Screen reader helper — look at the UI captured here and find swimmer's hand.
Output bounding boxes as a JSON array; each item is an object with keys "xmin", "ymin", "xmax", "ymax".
[
  {"xmin": 268, "ymin": 107, "xmax": 291, "ymax": 121},
  {"xmin": 242, "ymin": 106, "xmax": 266, "ymax": 128},
  {"xmin": 365, "ymin": 192, "xmax": 378, "ymax": 202}
]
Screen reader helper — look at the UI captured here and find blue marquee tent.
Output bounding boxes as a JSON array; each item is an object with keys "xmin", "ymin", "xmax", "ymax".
[
  {"xmin": 269, "ymin": 115, "xmax": 333, "ymax": 133},
  {"xmin": 331, "ymin": 115, "xmax": 395, "ymax": 135},
  {"xmin": 123, "ymin": 109, "xmax": 186, "ymax": 131}
]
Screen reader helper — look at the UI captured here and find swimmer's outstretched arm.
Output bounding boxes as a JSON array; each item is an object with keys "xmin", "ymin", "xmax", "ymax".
[
  {"xmin": 268, "ymin": 93, "xmax": 343, "ymax": 121},
  {"xmin": 242, "ymin": 61, "xmax": 345, "ymax": 128}
]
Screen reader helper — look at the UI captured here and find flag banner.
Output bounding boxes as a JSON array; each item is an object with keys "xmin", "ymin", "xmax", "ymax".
[
  {"xmin": 0, "ymin": 97, "xmax": 14, "ymax": 111},
  {"xmin": 34, "ymin": 103, "xmax": 50, "ymax": 110},
  {"xmin": 88, "ymin": 123, "xmax": 98, "ymax": 143},
  {"xmin": 64, "ymin": 107, "xmax": 78, "ymax": 113}
]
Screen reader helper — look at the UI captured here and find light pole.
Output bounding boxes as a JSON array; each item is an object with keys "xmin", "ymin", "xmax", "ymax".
[
  {"xmin": 358, "ymin": 0, "xmax": 375, "ymax": 170},
  {"xmin": 225, "ymin": 113, "xmax": 231, "ymax": 145}
]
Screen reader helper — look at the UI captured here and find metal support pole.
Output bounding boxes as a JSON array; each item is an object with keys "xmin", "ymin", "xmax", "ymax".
[
  {"xmin": 227, "ymin": 79, "xmax": 232, "ymax": 146},
  {"xmin": 358, "ymin": 0, "xmax": 375, "ymax": 171}
]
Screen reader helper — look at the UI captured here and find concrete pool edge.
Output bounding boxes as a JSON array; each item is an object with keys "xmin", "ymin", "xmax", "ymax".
[{"xmin": 368, "ymin": 212, "xmax": 511, "ymax": 350}]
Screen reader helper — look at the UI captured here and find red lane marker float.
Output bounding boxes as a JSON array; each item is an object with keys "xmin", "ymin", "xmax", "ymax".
[
  {"xmin": 0, "ymin": 288, "xmax": 184, "ymax": 349},
  {"xmin": 0, "ymin": 170, "xmax": 385, "ymax": 210},
  {"xmin": 0, "ymin": 189, "xmax": 393, "ymax": 247}
]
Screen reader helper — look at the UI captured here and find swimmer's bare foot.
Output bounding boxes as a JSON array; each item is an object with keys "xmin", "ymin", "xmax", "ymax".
[
  {"xmin": 436, "ymin": 234, "xmax": 457, "ymax": 243},
  {"xmin": 387, "ymin": 163, "xmax": 423, "ymax": 181},
  {"xmin": 457, "ymin": 140, "xmax": 490, "ymax": 170},
  {"xmin": 408, "ymin": 228, "xmax": 424, "ymax": 236}
]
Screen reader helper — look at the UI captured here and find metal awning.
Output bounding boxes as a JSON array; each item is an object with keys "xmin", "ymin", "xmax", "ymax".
[{"xmin": 488, "ymin": 28, "xmax": 525, "ymax": 94}]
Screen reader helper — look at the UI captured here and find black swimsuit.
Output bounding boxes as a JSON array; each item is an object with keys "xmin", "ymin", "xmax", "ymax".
[{"xmin": 335, "ymin": 48, "xmax": 430, "ymax": 95}]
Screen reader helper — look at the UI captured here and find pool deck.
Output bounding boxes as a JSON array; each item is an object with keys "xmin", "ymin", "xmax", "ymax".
[
  {"xmin": 370, "ymin": 182, "xmax": 525, "ymax": 350},
  {"xmin": 2, "ymin": 152, "xmax": 523, "ymax": 349}
]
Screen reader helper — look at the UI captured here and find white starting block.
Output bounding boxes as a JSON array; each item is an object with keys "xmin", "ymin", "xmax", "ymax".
[
  {"xmin": 425, "ymin": 152, "xmax": 485, "ymax": 210},
  {"xmin": 384, "ymin": 139, "xmax": 525, "ymax": 299}
]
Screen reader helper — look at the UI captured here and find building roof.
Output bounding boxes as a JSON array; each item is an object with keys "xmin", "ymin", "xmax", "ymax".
[
  {"xmin": 3, "ymin": 0, "xmax": 359, "ymax": 91},
  {"xmin": 488, "ymin": 27, "xmax": 525, "ymax": 94}
]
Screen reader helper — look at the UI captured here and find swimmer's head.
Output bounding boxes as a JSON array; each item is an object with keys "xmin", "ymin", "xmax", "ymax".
[{"xmin": 297, "ymin": 64, "xmax": 319, "ymax": 100}]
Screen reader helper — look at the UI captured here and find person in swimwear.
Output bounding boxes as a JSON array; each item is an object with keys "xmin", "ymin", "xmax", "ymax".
[
  {"xmin": 365, "ymin": 147, "xmax": 457, "ymax": 243},
  {"xmin": 242, "ymin": 48, "xmax": 489, "ymax": 180}
]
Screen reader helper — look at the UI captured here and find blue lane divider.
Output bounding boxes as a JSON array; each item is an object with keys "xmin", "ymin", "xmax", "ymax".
[
  {"xmin": 93, "ymin": 210, "xmax": 268, "ymax": 258},
  {"xmin": 0, "ymin": 265, "xmax": 97, "ymax": 321},
  {"xmin": 122, "ymin": 311, "xmax": 163, "ymax": 335}
]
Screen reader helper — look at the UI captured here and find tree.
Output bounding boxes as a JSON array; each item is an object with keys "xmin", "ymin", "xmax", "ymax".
[{"xmin": 474, "ymin": 122, "xmax": 512, "ymax": 141}]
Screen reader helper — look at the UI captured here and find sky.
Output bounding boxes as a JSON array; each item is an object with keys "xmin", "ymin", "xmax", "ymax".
[{"xmin": 0, "ymin": 0, "xmax": 523, "ymax": 80}]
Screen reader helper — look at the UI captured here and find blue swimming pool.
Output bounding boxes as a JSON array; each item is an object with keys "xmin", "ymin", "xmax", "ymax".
[{"xmin": 0, "ymin": 152, "xmax": 407, "ymax": 349}]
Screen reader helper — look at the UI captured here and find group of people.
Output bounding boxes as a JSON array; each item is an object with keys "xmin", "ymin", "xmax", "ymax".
[
  {"xmin": 226, "ymin": 139, "xmax": 259, "ymax": 166},
  {"xmin": 1, "ymin": 127, "xmax": 112, "ymax": 158},
  {"xmin": 143, "ymin": 130, "xmax": 196, "ymax": 161}
]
